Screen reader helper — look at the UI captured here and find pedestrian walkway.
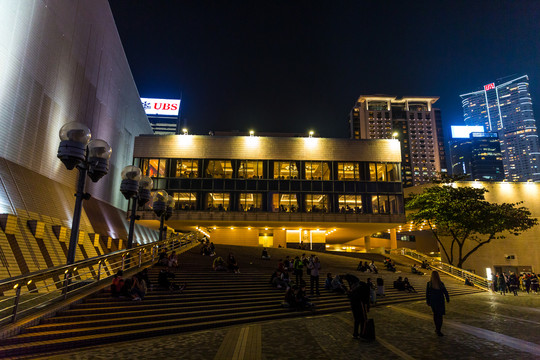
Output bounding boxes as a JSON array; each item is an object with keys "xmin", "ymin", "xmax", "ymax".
[{"xmin": 39, "ymin": 292, "xmax": 540, "ymax": 360}]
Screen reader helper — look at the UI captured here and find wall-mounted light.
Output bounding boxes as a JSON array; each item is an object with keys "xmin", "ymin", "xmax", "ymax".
[
  {"xmin": 249, "ymin": 130, "xmax": 254, "ymax": 137},
  {"xmin": 182, "ymin": 128, "xmax": 188, "ymax": 135},
  {"xmin": 309, "ymin": 130, "xmax": 314, "ymax": 138}
]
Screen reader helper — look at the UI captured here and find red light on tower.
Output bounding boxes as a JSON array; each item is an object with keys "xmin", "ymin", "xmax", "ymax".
[{"xmin": 484, "ymin": 83, "xmax": 495, "ymax": 91}]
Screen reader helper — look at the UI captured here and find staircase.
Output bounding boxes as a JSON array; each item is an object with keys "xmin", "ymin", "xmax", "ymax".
[{"xmin": 0, "ymin": 245, "xmax": 483, "ymax": 358}]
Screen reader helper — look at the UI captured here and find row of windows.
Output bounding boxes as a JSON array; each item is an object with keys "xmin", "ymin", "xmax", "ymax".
[
  {"xmin": 166, "ymin": 192, "xmax": 402, "ymax": 215},
  {"xmin": 137, "ymin": 159, "xmax": 401, "ymax": 182}
]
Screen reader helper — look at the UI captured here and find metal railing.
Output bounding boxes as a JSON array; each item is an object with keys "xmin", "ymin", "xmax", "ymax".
[
  {"xmin": 0, "ymin": 232, "xmax": 198, "ymax": 326},
  {"xmin": 392, "ymin": 248, "xmax": 490, "ymax": 290}
]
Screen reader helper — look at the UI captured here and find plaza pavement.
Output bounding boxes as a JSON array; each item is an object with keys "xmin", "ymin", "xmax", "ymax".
[{"xmin": 35, "ymin": 291, "xmax": 540, "ymax": 360}]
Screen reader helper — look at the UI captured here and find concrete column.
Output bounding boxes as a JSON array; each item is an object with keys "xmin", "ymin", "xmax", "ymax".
[
  {"xmin": 390, "ymin": 228, "xmax": 398, "ymax": 250},
  {"xmin": 364, "ymin": 236, "xmax": 371, "ymax": 252}
]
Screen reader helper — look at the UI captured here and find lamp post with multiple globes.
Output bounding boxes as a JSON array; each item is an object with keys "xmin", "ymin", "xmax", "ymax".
[{"xmin": 57, "ymin": 122, "xmax": 112, "ymax": 265}]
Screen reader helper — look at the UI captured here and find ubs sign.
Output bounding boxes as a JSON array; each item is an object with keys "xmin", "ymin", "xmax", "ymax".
[
  {"xmin": 141, "ymin": 98, "xmax": 181, "ymax": 116},
  {"xmin": 484, "ymin": 83, "xmax": 495, "ymax": 91}
]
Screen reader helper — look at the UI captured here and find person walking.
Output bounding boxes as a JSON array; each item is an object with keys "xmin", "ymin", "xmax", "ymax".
[{"xmin": 426, "ymin": 271, "xmax": 450, "ymax": 337}]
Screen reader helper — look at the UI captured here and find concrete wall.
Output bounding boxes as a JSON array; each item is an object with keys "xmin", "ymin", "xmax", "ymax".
[{"xmin": 405, "ymin": 181, "xmax": 540, "ymax": 276}]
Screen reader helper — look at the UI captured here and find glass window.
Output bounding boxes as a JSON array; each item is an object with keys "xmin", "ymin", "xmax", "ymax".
[
  {"xmin": 272, "ymin": 193, "xmax": 298, "ymax": 212},
  {"xmin": 387, "ymin": 163, "xmax": 400, "ymax": 181},
  {"xmin": 146, "ymin": 159, "xmax": 167, "ymax": 177},
  {"xmin": 175, "ymin": 160, "xmax": 198, "ymax": 178},
  {"xmin": 305, "ymin": 162, "xmax": 330, "ymax": 180},
  {"xmin": 371, "ymin": 195, "xmax": 380, "ymax": 214},
  {"xmin": 206, "ymin": 160, "xmax": 233, "ymax": 178},
  {"xmin": 338, "ymin": 195, "xmax": 362, "ymax": 213},
  {"xmin": 369, "ymin": 163, "xmax": 377, "ymax": 181},
  {"xmin": 238, "ymin": 160, "xmax": 263, "ymax": 179},
  {"xmin": 305, "ymin": 194, "xmax": 329, "ymax": 213},
  {"xmin": 206, "ymin": 193, "xmax": 230, "ymax": 211},
  {"xmin": 239, "ymin": 193, "xmax": 262, "ymax": 211},
  {"xmin": 173, "ymin": 192, "xmax": 197, "ymax": 210},
  {"xmin": 337, "ymin": 162, "xmax": 359, "ymax": 180},
  {"xmin": 377, "ymin": 163, "xmax": 387, "ymax": 181},
  {"xmin": 273, "ymin": 161, "xmax": 298, "ymax": 179}
]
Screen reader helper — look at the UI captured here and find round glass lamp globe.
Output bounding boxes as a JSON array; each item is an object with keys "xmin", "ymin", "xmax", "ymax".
[
  {"xmin": 139, "ymin": 176, "xmax": 153, "ymax": 190},
  {"xmin": 121, "ymin": 166, "xmax": 141, "ymax": 181},
  {"xmin": 59, "ymin": 122, "xmax": 91, "ymax": 144},
  {"xmin": 153, "ymin": 190, "xmax": 168, "ymax": 203},
  {"xmin": 88, "ymin": 139, "xmax": 112, "ymax": 159}
]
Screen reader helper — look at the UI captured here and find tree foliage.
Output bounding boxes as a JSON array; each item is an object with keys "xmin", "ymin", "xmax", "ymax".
[{"xmin": 405, "ymin": 185, "xmax": 538, "ymax": 268}]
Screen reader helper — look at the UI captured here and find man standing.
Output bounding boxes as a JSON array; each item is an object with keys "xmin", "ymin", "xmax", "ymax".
[{"xmin": 343, "ymin": 274, "xmax": 371, "ymax": 339}]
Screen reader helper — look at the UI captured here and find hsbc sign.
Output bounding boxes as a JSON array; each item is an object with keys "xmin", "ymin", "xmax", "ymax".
[
  {"xmin": 141, "ymin": 98, "xmax": 180, "ymax": 116},
  {"xmin": 484, "ymin": 83, "xmax": 495, "ymax": 91}
]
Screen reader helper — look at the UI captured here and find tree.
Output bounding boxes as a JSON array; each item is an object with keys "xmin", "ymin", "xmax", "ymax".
[{"xmin": 405, "ymin": 185, "xmax": 538, "ymax": 268}]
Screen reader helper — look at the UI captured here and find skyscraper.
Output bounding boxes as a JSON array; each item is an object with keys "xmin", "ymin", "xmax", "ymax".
[
  {"xmin": 460, "ymin": 75, "xmax": 540, "ymax": 181},
  {"xmin": 349, "ymin": 95, "xmax": 446, "ymax": 187},
  {"xmin": 449, "ymin": 130, "xmax": 504, "ymax": 181}
]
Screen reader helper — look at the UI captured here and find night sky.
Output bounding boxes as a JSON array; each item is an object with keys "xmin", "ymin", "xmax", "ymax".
[{"xmin": 108, "ymin": 0, "xmax": 540, "ymax": 139}]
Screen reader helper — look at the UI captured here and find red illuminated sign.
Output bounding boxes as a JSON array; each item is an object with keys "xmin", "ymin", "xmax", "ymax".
[{"xmin": 484, "ymin": 83, "xmax": 495, "ymax": 91}]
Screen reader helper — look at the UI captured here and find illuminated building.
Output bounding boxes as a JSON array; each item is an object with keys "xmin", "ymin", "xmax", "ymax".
[
  {"xmin": 449, "ymin": 127, "xmax": 504, "ymax": 181},
  {"xmin": 141, "ymin": 98, "xmax": 182, "ymax": 135},
  {"xmin": 460, "ymin": 75, "xmax": 540, "ymax": 181},
  {"xmin": 348, "ymin": 95, "xmax": 447, "ymax": 187},
  {"xmin": 0, "ymin": 1, "xmax": 158, "ymax": 279},
  {"xmin": 133, "ymin": 134, "xmax": 406, "ymax": 250}
]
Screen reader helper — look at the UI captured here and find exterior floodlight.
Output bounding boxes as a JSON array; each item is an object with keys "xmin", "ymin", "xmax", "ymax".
[
  {"xmin": 120, "ymin": 166, "xmax": 141, "ymax": 199},
  {"xmin": 249, "ymin": 130, "xmax": 254, "ymax": 136},
  {"xmin": 152, "ymin": 190, "xmax": 168, "ymax": 217},
  {"xmin": 138, "ymin": 176, "xmax": 153, "ymax": 206},
  {"xmin": 87, "ymin": 139, "xmax": 112, "ymax": 182},
  {"xmin": 392, "ymin": 132, "xmax": 399, "ymax": 139},
  {"xmin": 182, "ymin": 128, "xmax": 188, "ymax": 135},
  {"xmin": 309, "ymin": 130, "xmax": 314, "ymax": 138},
  {"xmin": 57, "ymin": 122, "xmax": 91, "ymax": 170}
]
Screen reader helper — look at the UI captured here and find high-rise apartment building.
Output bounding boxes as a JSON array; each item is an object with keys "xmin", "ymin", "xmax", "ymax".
[
  {"xmin": 349, "ymin": 96, "xmax": 446, "ymax": 187},
  {"xmin": 460, "ymin": 75, "xmax": 540, "ymax": 181}
]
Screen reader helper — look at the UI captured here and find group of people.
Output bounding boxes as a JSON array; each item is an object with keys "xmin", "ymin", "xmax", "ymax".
[
  {"xmin": 158, "ymin": 249, "xmax": 179, "ymax": 268},
  {"xmin": 200, "ymin": 240, "xmax": 216, "ymax": 256},
  {"xmin": 394, "ymin": 276, "xmax": 417, "ymax": 293},
  {"xmin": 357, "ymin": 260, "xmax": 378, "ymax": 274},
  {"xmin": 494, "ymin": 272, "xmax": 540, "ymax": 295},
  {"xmin": 383, "ymin": 258, "xmax": 397, "ymax": 272},
  {"xmin": 111, "ymin": 269, "xmax": 149, "ymax": 301},
  {"xmin": 270, "ymin": 254, "xmax": 322, "ymax": 299},
  {"xmin": 212, "ymin": 252, "xmax": 240, "ymax": 273}
]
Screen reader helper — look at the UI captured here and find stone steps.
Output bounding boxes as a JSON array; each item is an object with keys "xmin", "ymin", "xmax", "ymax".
[{"xmin": 0, "ymin": 244, "xmax": 484, "ymax": 358}]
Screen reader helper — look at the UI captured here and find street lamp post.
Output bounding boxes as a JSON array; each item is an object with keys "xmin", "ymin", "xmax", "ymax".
[
  {"xmin": 120, "ymin": 165, "xmax": 153, "ymax": 249},
  {"xmin": 57, "ymin": 122, "xmax": 112, "ymax": 265}
]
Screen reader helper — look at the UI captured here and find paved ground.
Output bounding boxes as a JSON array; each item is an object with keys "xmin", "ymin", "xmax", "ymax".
[{"xmin": 34, "ymin": 291, "xmax": 540, "ymax": 360}]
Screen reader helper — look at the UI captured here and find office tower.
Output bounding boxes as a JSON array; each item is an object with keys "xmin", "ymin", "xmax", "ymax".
[
  {"xmin": 449, "ymin": 126, "xmax": 504, "ymax": 181},
  {"xmin": 460, "ymin": 75, "xmax": 540, "ymax": 181},
  {"xmin": 349, "ymin": 96, "xmax": 446, "ymax": 187},
  {"xmin": 141, "ymin": 98, "xmax": 182, "ymax": 134}
]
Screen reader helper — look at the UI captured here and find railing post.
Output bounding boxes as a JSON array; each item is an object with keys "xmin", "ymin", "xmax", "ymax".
[
  {"xmin": 97, "ymin": 261, "xmax": 102, "ymax": 281},
  {"xmin": 152, "ymin": 246, "xmax": 156, "ymax": 262},
  {"xmin": 11, "ymin": 285, "xmax": 22, "ymax": 323},
  {"xmin": 138, "ymin": 250, "xmax": 142, "ymax": 267},
  {"xmin": 122, "ymin": 255, "xmax": 126, "ymax": 271},
  {"xmin": 63, "ymin": 272, "xmax": 70, "ymax": 300}
]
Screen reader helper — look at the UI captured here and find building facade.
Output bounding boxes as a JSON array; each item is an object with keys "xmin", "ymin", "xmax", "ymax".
[
  {"xmin": 349, "ymin": 95, "xmax": 446, "ymax": 187},
  {"xmin": 133, "ymin": 134, "xmax": 406, "ymax": 249},
  {"xmin": 450, "ymin": 132, "xmax": 504, "ymax": 181},
  {"xmin": 0, "ymin": 0, "xmax": 157, "ymax": 279},
  {"xmin": 460, "ymin": 75, "xmax": 540, "ymax": 181}
]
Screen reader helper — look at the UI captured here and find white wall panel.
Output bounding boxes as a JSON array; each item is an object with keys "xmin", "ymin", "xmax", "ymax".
[{"xmin": 0, "ymin": 0, "xmax": 153, "ymax": 212}]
